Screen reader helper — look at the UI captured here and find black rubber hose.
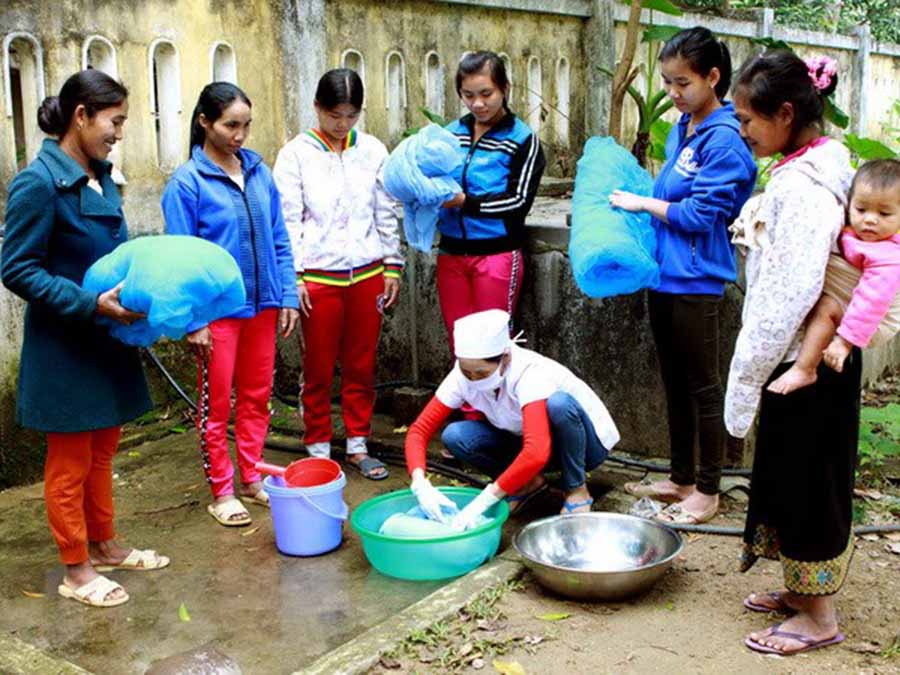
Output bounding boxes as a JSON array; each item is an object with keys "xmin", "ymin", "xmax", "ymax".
[
  {"xmin": 605, "ymin": 454, "xmax": 753, "ymax": 478},
  {"xmin": 666, "ymin": 522, "xmax": 900, "ymax": 536}
]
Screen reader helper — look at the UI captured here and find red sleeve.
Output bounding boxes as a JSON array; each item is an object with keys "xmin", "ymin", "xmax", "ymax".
[
  {"xmin": 404, "ymin": 396, "xmax": 454, "ymax": 475},
  {"xmin": 495, "ymin": 400, "xmax": 552, "ymax": 495}
]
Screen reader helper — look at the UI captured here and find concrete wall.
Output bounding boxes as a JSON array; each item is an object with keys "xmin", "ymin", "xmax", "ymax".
[
  {"xmin": 1, "ymin": 0, "xmax": 290, "ymax": 233},
  {"xmin": 325, "ymin": 0, "xmax": 587, "ymax": 176}
]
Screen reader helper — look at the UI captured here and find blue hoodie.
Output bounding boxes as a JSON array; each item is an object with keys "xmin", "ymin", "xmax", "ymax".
[
  {"xmin": 162, "ymin": 146, "xmax": 299, "ymax": 321},
  {"xmin": 653, "ymin": 103, "xmax": 756, "ymax": 295}
]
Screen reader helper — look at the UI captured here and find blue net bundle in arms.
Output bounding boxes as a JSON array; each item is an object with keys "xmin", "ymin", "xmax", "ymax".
[
  {"xmin": 383, "ymin": 123, "xmax": 462, "ymax": 253},
  {"xmin": 82, "ymin": 234, "xmax": 246, "ymax": 346},
  {"xmin": 570, "ymin": 137, "xmax": 659, "ymax": 298}
]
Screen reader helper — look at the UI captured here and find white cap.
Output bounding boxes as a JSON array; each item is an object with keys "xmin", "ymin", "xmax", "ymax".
[{"xmin": 453, "ymin": 310, "xmax": 511, "ymax": 359}]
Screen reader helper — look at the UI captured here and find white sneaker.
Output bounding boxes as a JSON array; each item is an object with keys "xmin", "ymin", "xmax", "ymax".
[
  {"xmin": 306, "ymin": 442, "xmax": 331, "ymax": 458},
  {"xmin": 346, "ymin": 436, "xmax": 367, "ymax": 456}
]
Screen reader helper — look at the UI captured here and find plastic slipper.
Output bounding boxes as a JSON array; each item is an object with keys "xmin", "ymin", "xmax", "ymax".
[
  {"xmin": 348, "ymin": 456, "xmax": 389, "ymax": 481},
  {"xmin": 654, "ymin": 502, "xmax": 717, "ymax": 525},
  {"xmin": 507, "ymin": 482, "xmax": 548, "ymax": 515},
  {"xmin": 623, "ymin": 477, "xmax": 682, "ymax": 503},
  {"xmin": 241, "ymin": 489, "xmax": 270, "ymax": 508},
  {"xmin": 207, "ymin": 498, "xmax": 251, "ymax": 526},
  {"xmin": 58, "ymin": 575, "xmax": 129, "ymax": 608},
  {"xmin": 92, "ymin": 548, "xmax": 170, "ymax": 572},
  {"xmin": 745, "ymin": 625, "xmax": 845, "ymax": 655},
  {"xmin": 561, "ymin": 497, "xmax": 594, "ymax": 513},
  {"xmin": 743, "ymin": 591, "xmax": 796, "ymax": 615}
]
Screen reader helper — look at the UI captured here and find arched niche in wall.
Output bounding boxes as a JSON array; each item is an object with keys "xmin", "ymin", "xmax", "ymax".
[
  {"xmin": 457, "ymin": 50, "xmax": 473, "ymax": 116},
  {"xmin": 527, "ymin": 56, "xmax": 542, "ymax": 134},
  {"xmin": 423, "ymin": 50, "xmax": 444, "ymax": 118},
  {"xmin": 148, "ymin": 39, "xmax": 182, "ymax": 172},
  {"xmin": 82, "ymin": 35, "xmax": 118, "ymax": 77},
  {"xmin": 340, "ymin": 48, "xmax": 366, "ymax": 131},
  {"xmin": 498, "ymin": 52, "xmax": 513, "ymax": 108},
  {"xmin": 384, "ymin": 50, "xmax": 407, "ymax": 142},
  {"xmin": 3, "ymin": 32, "xmax": 46, "ymax": 170},
  {"xmin": 555, "ymin": 57, "xmax": 570, "ymax": 147},
  {"xmin": 82, "ymin": 36, "xmax": 126, "ymax": 184},
  {"xmin": 210, "ymin": 41, "xmax": 237, "ymax": 84}
]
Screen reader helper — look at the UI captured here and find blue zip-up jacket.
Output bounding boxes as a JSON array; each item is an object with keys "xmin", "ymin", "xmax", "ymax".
[
  {"xmin": 438, "ymin": 112, "xmax": 546, "ymax": 255},
  {"xmin": 162, "ymin": 146, "xmax": 299, "ymax": 322},
  {"xmin": 653, "ymin": 103, "xmax": 756, "ymax": 295}
]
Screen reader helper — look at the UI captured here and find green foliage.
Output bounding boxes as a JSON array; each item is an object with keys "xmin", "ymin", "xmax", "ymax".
[
  {"xmin": 824, "ymin": 97, "xmax": 850, "ymax": 130},
  {"xmin": 843, "ymin": 134, "xmax": 899, "ymax": 160},
  {"xmin": 642, "ymin": 24, "xmax": 683, "ymax": 43},
  {"xmin": 858, "ymin": 403, "xmax": 900, "ymax": 470},
  {"xmin": 623, "ymin": 0, "xmax": 684, "ymax": 15},
  {"xmin": 403, "ymin": 106, "xmax": 451, "ymax": 138},
  {"xmin": 649, "ymin": 118, "xmax": 672, "ymax": 161}
]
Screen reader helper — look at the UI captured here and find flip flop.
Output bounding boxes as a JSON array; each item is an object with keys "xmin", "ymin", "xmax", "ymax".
[
  {"xmin": 623, "ymin": 478, "xmax": 682, "ymax": 504},
  {"xmin": 241, "ymin": 489, "xmax": 270, "ymax": 508},
  {"xmin": 743, "ymin": 591, "xmax": 796, "ymax": 615},
  {"xmin": 561, "ymin": 497, "xmax": 594, "ymax": 513},
  {"xmin": 92, "ymin": 548, "xmax": 170, "ymax": 572},
  {"xmin": 348, "ymin": 456, "xmax": 389, "ymax": 481},
  {"xmin": 507, "ymin": 482, "xmax": 548, "ymax": 515},
  {"xmin": 207, "ymin": 498, "xmax": 252, "ymax": 527},
  {"xmin": 744, "ymin": 625, "xmax": 845, "ymax": 655},
  {"xmin": 654, "ymin": 502, "xmax": 717, "ymax": 525},
  {"xmin": 58, "ymin": 575, "xmax": 129, "ymax": 608}
]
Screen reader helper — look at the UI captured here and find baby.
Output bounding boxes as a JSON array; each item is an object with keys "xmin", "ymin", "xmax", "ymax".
[{"xmin": 768, "ymin": 158, "xmax": 900, "ymax": 394}]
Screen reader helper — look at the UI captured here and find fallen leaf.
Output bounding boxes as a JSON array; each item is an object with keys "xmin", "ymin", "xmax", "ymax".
[
  {"xmin": 860, "ymin": 533, "xmax": 880, "ymax": 542},
  {"xmin": 127, "ymin": 451, "xmax": 141, "ymax": 458},
  {"xmin": 170, "ymin": 425, "xmax": 187, "ymax": 434},
  {"xmin": 472, "ymin": 658, "xmax": 485, "ymax": 670},
  {"xmin": 459, "ymin": 643, "xmax": 474, "ymax": 657},
  {"xmin": 886, "ymin": 543, "xmax": 900, "ymax": 555},
  {"xmin": 854, "ymin": 488, "xmax": 883, "ymax": 500},
  {"xmin": 178, "ymin": 602, "xmax": 191, "ymax": 622},
  {"xmin": 523, "ymin": 635, "xmax": 544, "ymax": 646},
  {"xmin": 687, "ymin": 534, "xmax": 703, "ymax": 543},
  {"xmin": 536, "ymin": 612, "xmax": 571, "ymax": 621},
  {"xmin": 493, "ymin": 659, "xmax": 526, "ymax": 675},
  {"xmin": 418, "ymin": 649, "xmax": 438, "ymax": 664},
  {"xmin": 393, "ymin": 425, "xmax": 409, "ymax": 434},
  {"xmin": 665, "ymin": 600, "xmax": 675, "ymax": 611},
  {"xmin": 885, "ymin": 532, "xmax": 900, "ymax": 542},
  {"xmin": 241, "ymin": 526, "xmax": 261, "ymax": 537},
  {"xmin": 847, "ymin": 641, "xmax": 882, "ymax": 655},
  {"xmin": 21, "ymin": 590, "xmax": 45, "ymax": 599},
  {"xmin": 379, "ymin": 655, "xmax": 402, "ymax": 669}
]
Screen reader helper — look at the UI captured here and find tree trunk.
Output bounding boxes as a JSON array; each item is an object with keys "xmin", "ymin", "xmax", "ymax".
[
  {"xmin": 608, "ymin": 0, "xmax": 643, "ymax": 145},
  {"xmin": 632, "ymin": 131, "xmax": 650, "ymax": 167}
]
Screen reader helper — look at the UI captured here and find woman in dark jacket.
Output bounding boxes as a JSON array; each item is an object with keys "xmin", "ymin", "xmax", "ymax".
[{"xmin": 1, "ymin": 70, "xmax": 168, "ymax": 608}]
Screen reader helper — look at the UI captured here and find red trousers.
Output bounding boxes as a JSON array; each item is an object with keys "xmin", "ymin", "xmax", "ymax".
[
  {"xmin": 301, "ymin": 274, "xmax": 384, "ymax": 444},
  {"xmin": 44, "ymin": 427, "xmax": 121, "ymax": 564},
  {"xmin": 436, "ymin": 250, "xmax": 524, "ymax": 354},
  {"xmin": 198, "ymin": 309, "xmax": 277, "ymax": 498}
]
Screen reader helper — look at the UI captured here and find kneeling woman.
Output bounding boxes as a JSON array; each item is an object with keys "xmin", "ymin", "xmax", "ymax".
[{"xmin": 404, "ymin": 310, "xmax": 619, "ymax": 529}]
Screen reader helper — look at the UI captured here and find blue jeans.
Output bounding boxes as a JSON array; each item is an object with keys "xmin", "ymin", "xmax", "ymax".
[{"xmin": 441, "ymin": 392, "xmax": 608, "ymax": 490}]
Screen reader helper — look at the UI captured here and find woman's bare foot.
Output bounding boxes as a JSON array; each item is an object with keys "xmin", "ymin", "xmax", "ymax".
[
  {"xmin": 675, "ymin": 490, "xmax": 718, "ymax": 517},
  {"xmin": 508, "ymin": 475, "xmax": 546, "ymax": 515},
  {"xmin": 88, "ymin": 539, "xmax": 132, "ymax": 567},
  {"xmin": 745, "ymin": 589, "xmax": 800, "ymax": 613},
  {"xmin": 624, "ymin": 478, "xmax": 693, "ymax": 503},
  {"xmin": 238, "ymin": 480, "xmax": 264, "ymax": 498},
  {"xmin": 213, "ymin": 494, "xmax": 251, "ymax": 523},
  {"xmin": 747, "ymin": 596, "xmax": 840, "ymax": 654},
  {"xmin": 63, "ymin": 560, "xmax": 127, "ymax": 603},
  {"xmin": 767, "ymin": 365, "xmax": 817, "ymax": 395},
  {"xmin": 347, "ymin": 453, "xmax": 388, "ymax": 479}
]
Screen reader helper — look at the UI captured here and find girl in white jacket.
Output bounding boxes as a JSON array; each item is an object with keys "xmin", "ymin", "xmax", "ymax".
[{"xmin": 273, "ymin": 69, "xmax": 403, "ymax": 479}]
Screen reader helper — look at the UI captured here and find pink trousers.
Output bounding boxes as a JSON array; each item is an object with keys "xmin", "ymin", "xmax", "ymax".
[
  {"xmin": 197, "ymin": 309, "xmax": 277, "ymax": 498},
  {"xmin": 436, "ymin": 250, "xmax": 524, "ymax": 354}
]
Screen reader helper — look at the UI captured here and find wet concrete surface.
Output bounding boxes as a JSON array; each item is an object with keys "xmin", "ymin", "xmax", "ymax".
[{"xmin": 0, "ymin": 422, "xmax": 449, "ymax": 674}]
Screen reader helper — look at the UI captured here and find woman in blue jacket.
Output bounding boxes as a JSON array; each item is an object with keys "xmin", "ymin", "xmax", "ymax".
[
  {"xmin": 2, "ymin": 70, "xmax": 167, "ymax": 608},
  {"xmin": 438, "ymin": 51, "xmax": 546, "ymax": 354},
  {"xmin": 162, "ymin": 83, "xmax": 299, "ymax": 527},
  {"xmin": 610, "ymin": 27, "xmax": 756, "ymax": 524}
]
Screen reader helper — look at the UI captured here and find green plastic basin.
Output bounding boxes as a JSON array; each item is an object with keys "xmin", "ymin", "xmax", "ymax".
[{"xmin": 350, "ymin": 487, "xmax": 509, "ymax": 580}]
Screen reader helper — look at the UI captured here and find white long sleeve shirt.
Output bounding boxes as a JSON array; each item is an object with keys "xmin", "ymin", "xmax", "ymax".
[{"xmin": 272, "ymin": 129, "xmax": 403, "ymax": 278}]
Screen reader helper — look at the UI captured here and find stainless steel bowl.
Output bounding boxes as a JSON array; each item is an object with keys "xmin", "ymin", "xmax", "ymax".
[{"xmin": 513, "ymin": 512, "xmax": 683, "ymax": 601}]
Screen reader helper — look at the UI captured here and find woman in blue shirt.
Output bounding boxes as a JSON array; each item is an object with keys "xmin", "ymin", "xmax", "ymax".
[
  {"xmin": 162, "ymin": 83, "xmax": 299, "ymax": 527},
  {"xmin": 610, "ymin": 27, "xmax": 756, "ymax": 524}
]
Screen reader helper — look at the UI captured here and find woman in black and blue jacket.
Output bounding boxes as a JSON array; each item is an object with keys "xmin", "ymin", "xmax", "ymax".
[
  {"xmin": 162, "ymin": 83, "xmax": 299, "ymax": 528},
  {"xmin": 610, "ymin": 28, "xmax": 756, "ymax": 524},
  {"xmin": 438, "ymin": 51, "xmax": 546, "ymax": 353}
]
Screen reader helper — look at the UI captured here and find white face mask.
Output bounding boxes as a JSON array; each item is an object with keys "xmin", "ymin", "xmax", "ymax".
[{"xmin": 468, "ymin": 364, "xmax": 505, "ymax": 392}]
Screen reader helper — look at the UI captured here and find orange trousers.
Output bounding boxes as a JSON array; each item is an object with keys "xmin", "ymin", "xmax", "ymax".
[{"xmin": 44, "ymin": 426, "xmax": 121, "ymax": 564}]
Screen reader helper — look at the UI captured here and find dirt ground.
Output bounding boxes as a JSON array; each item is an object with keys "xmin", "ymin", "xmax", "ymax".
[{"xmin": 367, "ymin": 373, "xmax": 900, "ymax": 675}]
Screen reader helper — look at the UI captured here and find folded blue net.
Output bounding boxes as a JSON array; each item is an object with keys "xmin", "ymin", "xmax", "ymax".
[
  {"xmin": 384, "ymin": 123, "xmax": 462, "ymax": 253},
  {"xmin": 83, "ymin": 235, "xmax": 246, "ymax": 346},
  {"xmin": 570, "ymin": 137, "xmax": 659, "ymax": 298}
]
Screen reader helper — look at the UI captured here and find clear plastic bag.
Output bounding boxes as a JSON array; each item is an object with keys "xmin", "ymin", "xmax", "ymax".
[{"xmin": 629, "ymin": 496, "xmax": 664, "ymax": 519}]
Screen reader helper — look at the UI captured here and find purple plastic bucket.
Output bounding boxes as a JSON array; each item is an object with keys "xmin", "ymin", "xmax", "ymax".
[{"xmin": 263, "ymin": 473, "xmax": 348, "ymax": 556}]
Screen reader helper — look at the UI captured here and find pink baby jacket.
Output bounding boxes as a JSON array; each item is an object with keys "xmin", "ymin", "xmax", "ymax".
[{"xmin": 836, "ymin": 228, "xmax": 900, "ymax": 348}]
